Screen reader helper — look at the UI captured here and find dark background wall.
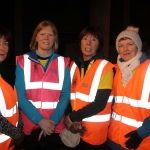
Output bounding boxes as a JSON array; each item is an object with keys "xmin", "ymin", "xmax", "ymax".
[{"xmin": 0, "ymin": 0, "xmax": 150, "ymax": 64}]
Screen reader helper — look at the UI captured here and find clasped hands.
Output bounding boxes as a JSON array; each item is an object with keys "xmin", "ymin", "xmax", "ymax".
[
  {"xmin": 38, "ymin": 118, "xmax": 55, "ymax": 140},
  {"xmin": 64, "ymin": 115, "xmax": 86, "ymax": 136}
]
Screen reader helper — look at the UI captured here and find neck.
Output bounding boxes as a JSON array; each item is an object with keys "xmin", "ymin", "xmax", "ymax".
[{"xmin": 36, "ymin": 50, "xmax": 52, "ymax": 57}]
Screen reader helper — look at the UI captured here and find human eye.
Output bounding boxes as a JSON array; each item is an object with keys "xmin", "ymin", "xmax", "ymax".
[
  {"xmin": 92, "ymin": 38, "xmax": 97, "ymax": 41},
  {"xmin": 40, "ymin": 33, "xmax": 44, "ymax": 36},
  {"xmin": 4, "ymin": 42, "xmax": 8, "ymax": 46},
  {"xmin": 82, "ymin": 36, "xmax": 87, "ymax": 40},
  {"xmin": 49, "ymin": 34, "xmax": 54, "ymax": 36},
  {"xmin": 118, "ymin": 44, "xmax": 123, "ymax": 48},
  {"xmin": 127, "ymin": 43, "xmax": 133, "ymax": 46}
]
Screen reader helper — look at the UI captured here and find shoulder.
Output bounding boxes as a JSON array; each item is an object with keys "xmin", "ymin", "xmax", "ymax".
[
  {"xmin": 16, "ymin": 52, "xmax": 31, "ymax": 61},
  {"xmin": 52, "ymin": 53, "xmax": 70, "ymax": 65}
]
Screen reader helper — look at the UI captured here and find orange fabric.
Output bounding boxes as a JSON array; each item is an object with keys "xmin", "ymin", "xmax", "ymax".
[
  {"xmin": 108, "ymin": 60, "xmax": 150, "ymax": 150},
  {"xmin": 0, "ymin": 77, "xmax": 19, "ymax": 150},
  {"xmin": 70, "ymin": 59, "xmax": 114, "ymax": 145}
]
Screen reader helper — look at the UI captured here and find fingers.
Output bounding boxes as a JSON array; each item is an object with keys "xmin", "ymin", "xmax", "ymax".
[
  {"xmin": 38, "ymin": 130, "xmax": 44, "ymax": 141},
  {"xmin": 125, "ymin": 130, "xmax": 135, "ymax": 138},
  {"xmin": 64, "ymin": 115, "xmax": 72, "ymax": 129},
  {"xmin": 38, "ymin": 129, "xmax": 52, "ymax": 141},
  {"xmin": 125, "ymin": 132, "xmax": 132, "ymax": 138},
  {"xmin": 38, "ymin": 130, "xmax": 47, "ymax": 141},
  {"xmin": 38, "ymin": 118, "xmax": 55, "ymax": 135},
  {"xmin": 43, "ymin": 126, "xmax": 55, "ymax": 135},
  {"xmin": 50, "ymin": 120, "xmax": 56, "ymax": 125}
]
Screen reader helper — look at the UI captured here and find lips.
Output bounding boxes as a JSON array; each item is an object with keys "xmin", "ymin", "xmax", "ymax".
[
  {"xmin": 85, "ymin": 48, "xmax": 91, "ymax": 51},
  {"xmin": 42, "ymin": 42, "xmax": 49, "ymax": 45},
  {"xmin": 123, "ymin": 53, "xmax": 130, "ymax": 55}
]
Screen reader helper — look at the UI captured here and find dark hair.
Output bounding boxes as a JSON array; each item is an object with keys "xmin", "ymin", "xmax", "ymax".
[
  {"xmin": 0, "ymin": 26, "xmax": 12, "ymax": 48},
  {"xmin": 29, "ymin": 20, "xmax": 58, "ymax": 52},
  {"xmin": 79, "ymin": 26, "xmax": 103, "ymax": 52},
  {"xmin": 0, "ymin": 26, "xmax": 12, "ymax": 59}
]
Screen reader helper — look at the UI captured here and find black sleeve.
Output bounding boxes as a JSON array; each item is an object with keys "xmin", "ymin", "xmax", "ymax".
[
  {"xmin": 64, "ymin": 102, "xmax": 72, "ymax": 116},
  {"xmin": 17, "ymin": 108, "xmax": 23, "ymax": 128},
  {"xmin": 69, "ymin": 89, "xmax": 111, "ymax": 122},
  {"xmin": 0, "ymin": 114, "xmax": 22, "ymax": 140}
]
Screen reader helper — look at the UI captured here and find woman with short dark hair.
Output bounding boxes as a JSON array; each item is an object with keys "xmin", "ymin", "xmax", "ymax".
[
  {"xmin": 64, "ymin": 26, "xmax": 114, "ymax": 150},
  {"xmin": 0, "ymin": 26, "xmax": 24, "ymax": 150}
]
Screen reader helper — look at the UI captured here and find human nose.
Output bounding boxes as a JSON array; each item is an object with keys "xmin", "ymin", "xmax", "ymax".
[
  {"xmin": 44, "ymin": 34, "xmax": 48, "ymax": 39},
  {"xmin": 87, "ymin": 38, "xmax": 91, "ymax": 44},
  {"xmin": 123, "ymin": 45, "xmax": 128, "ymax": 51},
  {"xmin": 0, "ymin": 44, "xmax": 5, "ymax": 50}
]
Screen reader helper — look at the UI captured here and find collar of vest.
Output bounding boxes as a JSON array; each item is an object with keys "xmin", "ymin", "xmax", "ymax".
[{"xmin": 27, "ymin": 51, "xmax": 58, "ymax": 63}]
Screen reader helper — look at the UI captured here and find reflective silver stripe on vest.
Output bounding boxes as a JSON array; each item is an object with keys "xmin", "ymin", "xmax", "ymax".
[
  {"xmin": 0, "ymin": 134, "xmax": 10, "ymax": 143},
  {"xmin": 112, "ymin": 65, "xmax": 150, "ymax": 128},
  {"xmin": 70, "ymin": 93, "xmax": 75, "ymax": 100},
  {"xmin": 141, "ymin": 64, "xmax": 150, "ymax": 104},
  {"xmin": 115, "ymin": 65, "xmax": 150, "ymax": 109},
  {"xmin": 70, "ymin": 60, "xmax": 108, "ymax": 102},
  {"xmin": 71, "ymin": 93, "xmax": 113, "ymax": 102},
  {"xmin": 24, "ymin": 55, "xmax": 64, "ymax": 90},
  {"xmin": 83, "ymin": 114, "xmax": 111, "ymax": 122},
  {"xmin": 89, "ymin": 60, "xmax": 108, "ymax": 101},
  {"xmin": 108, "ymin": 96, "xmax": 114, "ymax": 102},
  {"xmin": 29, "ymin": 100, "xmax": 58, "ymax": 109},
  {"xmin": 112, "ymin": 112, "xmax": 143, "ymax": 128},
  {"xmin": 0, "ymin": 88, "xmax": 17, "ymax": 117},
  {"xmin": 70, "ymin": 62, "xmax": 77, "ymax": 84},
  {"xmin": 0, "ymin": 87, "xmax": 17, "ymax": 143},
  {"xmin": 82, "ymin": 96, "xmax": 113, "ymax": 122}
]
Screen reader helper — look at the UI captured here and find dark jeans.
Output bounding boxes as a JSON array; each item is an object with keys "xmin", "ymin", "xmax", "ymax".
[
  {"xmin": 22, "ymin": 129, "xmax": 69, "ymax": 150},
  {"xmin": 70, "ymin": 138, "xmax": 112, "ymax": 150}
]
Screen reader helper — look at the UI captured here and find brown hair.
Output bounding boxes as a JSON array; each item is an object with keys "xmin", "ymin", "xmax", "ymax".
[
  {"xmin": 79, "ymin": 26, "xmax": 103, "ymax": 52},
  {"xmin": 29, "ymin": 20, "xmax": 58, "ymax": 52}
]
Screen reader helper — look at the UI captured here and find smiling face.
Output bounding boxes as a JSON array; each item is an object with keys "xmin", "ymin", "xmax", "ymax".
[
  {"xmin": 0, "ymin": 36, "xmax": 9, "ymax": 63},
  {"xmin": 36, "ymin": 26, "xmax": 55, "ymax": 56},
  {"xmin": 81, "ymin": 34, "xmax": 99, "ymax": 61},
  {"xmin": 118, "ymin": 38, "xmax": 138, "ymax": 62}
]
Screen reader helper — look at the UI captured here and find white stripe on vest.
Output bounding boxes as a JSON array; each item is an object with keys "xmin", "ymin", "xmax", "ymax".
[
  {"xmin": 70, "ymin": 60, "xmax": 108, "ymax": 102},
  {"xmin": 0, "ymin": 87, "xmax": 17, "ymax": 117},
  {"xmin": 70, "ymin": 60, "xmax": 113, "ymax": 122},
  {"xmin": 112, "ymin": 112, "xmax": 143, "ymax": 128},
  {"xmin": 83, "ymin": 114, "xmax": 111, "ymax": 122},
  {"xmin": 114, "ymin": 65, "xmax": 150, "ymax": 109},
  {"xmin": 112, "ymin": 64, "xmax": 150, "ymax": 128},
  {"xmin": 29, "ymin": 100, "xmax": 58, "ymax": 109},
  {"xmin": 0, "ymin": 134, "xmax": 10, "ymax": 143},
  {"xmin": 0, "ymin": 86, "xmax": 18, "ymax": 143},
  {"xmin": 24, "ymin": 54, "xmax": 64, "ymax": 90},
  {"xmin": 82, "ymin": 96, "xmax": 113, "ymax": 122}
]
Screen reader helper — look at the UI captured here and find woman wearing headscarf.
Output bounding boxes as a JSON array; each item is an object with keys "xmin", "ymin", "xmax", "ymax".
[{"xmin": 108, "ymin": 26, "xmax": 150, "ymax": 150}]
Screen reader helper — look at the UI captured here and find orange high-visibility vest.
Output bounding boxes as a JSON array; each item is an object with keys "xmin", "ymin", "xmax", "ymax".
[
  {"xmin": 16, "ymin": 54, "xmax": 69, "ymax": 134},
  {"xmin": 70, "ymin": 59, "xmax": 114, "ymax": 145},
  {"xmin": 0, "ymin": 76, "xmax": 19, "ymax": 150},
  {"xmin": 108, "ymin": 60, "xmax": 150, "ymax": 150}
]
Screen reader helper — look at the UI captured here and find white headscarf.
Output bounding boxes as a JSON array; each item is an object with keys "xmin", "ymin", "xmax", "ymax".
[
  {"xmin": 117, "ymin": 51, "xmax": 142, "ymax": 87},
  {"xmin": 116, "ymin": 26, "xmax": 142, "ymax": 87}
]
